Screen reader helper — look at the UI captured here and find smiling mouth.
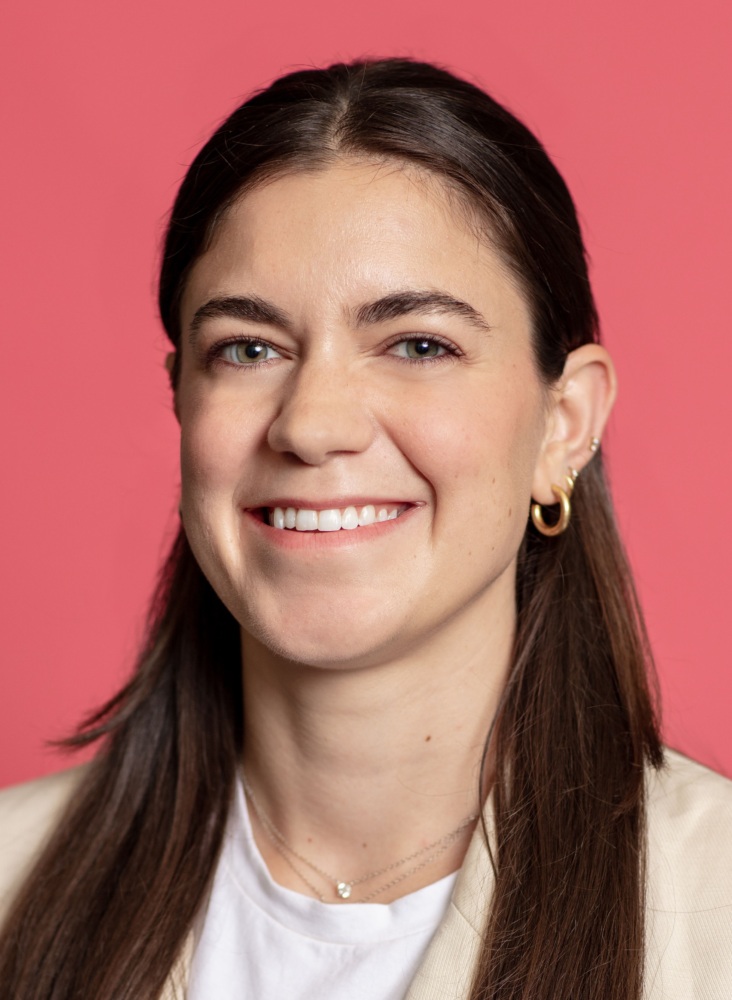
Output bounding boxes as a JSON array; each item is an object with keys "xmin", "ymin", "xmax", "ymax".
[{"xmin": 259, "ymin": 504, "xmax": 409, "ymax": 532}]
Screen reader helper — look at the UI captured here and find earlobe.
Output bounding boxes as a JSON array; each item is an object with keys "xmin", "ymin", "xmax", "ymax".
[{"xmin": 531, "ymin": 344, "xmax": 616, "ymax": 506}]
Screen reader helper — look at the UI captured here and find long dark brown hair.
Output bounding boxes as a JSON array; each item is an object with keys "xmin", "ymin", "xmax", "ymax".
[{"xmin": 0, "ymin": 59, "xmax": 662, "ymax": 999}]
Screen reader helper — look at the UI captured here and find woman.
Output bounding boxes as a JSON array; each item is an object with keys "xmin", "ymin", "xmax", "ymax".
[{"xmin": 1, "ymin": 58, "xmax": 730, "ymax": 1000}]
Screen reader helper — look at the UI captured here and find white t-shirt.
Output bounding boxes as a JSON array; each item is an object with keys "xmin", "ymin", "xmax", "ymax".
[{"xmin": 188, "ymin": 780, "xmax": 458, "ymax": 1000}]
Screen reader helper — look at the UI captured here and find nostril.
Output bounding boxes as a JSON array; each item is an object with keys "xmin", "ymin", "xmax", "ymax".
[{"xmin": 265, "ymin": 382, "xmax": 374, "ymax": 465}]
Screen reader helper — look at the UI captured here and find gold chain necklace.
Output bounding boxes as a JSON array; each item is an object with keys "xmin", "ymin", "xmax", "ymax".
[{"xmin": 241, "ymin": 772, "xmax": 478, "ymax": 902}]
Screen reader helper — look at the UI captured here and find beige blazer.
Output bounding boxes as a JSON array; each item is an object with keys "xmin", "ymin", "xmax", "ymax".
[{"xmin": 2, "ymin": 749, "xmax": 732, "ymax": 998}]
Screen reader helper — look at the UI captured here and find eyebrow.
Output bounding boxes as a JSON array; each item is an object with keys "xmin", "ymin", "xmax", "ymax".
[
  {"xmin": 188, "ymin": 289, "xmax": 491, "ymax": 342},
  {"xmin": 189, "ymin": 295, "xmax": 291, "ymax": 342},
  {"xmin": 354, "ymin": 290, "xmax": 492, "ymax": 334}
]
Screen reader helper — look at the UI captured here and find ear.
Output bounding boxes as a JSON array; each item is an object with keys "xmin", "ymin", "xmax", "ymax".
[
  {"xmin": 531, "ymin": 344, "xmax": 617, "ymax": 505},
  {"xmin": 165, "ymin": 352, "xmax": 181, "ymax": 423}
]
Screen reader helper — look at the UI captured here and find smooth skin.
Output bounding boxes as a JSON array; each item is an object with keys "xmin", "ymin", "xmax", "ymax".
[{"xmin": 173, "ymin": 159, "xmax": 616, "ymax": 902}]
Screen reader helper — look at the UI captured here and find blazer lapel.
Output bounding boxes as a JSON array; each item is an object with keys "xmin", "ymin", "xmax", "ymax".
[
  {"xmin": 405, "ymin": 804, "xmax": 494, "ymax": 1000},
  {"xmin": 158, "ymin": 931, "xmax": 194, "ymax": 1000}
]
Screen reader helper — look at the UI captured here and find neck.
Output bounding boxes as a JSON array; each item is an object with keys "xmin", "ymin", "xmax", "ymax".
[{"xmin": 240, "ymin": 583, "xmax": 514, "ymax": 901}]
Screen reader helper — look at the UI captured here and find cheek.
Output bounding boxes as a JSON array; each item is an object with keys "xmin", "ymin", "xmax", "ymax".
[
  {"xmin": 179, "ymin": 397, "xmax": 255, "ymax": 503},
  {"xmin": 178, "ymin": 398, "xmax": 259, "ymax": 594},
  {"xmin": 400, "ymin": 379, "xmax": 543, "ymax": 506}
]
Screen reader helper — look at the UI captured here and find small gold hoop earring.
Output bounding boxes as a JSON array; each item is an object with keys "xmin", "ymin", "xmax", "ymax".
[{"xmin": 531, "ymin": 475, "xmax": 574, "ymax": 537}]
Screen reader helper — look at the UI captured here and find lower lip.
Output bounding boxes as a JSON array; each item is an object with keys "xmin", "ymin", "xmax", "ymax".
[{"xmin": 242, "ymin": 507, "xmax": 418, "ymax": 549}]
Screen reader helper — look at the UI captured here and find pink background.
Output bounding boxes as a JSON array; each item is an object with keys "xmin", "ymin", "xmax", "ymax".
[{"xmin": 1, "ymin": 0, "xmax": 730, "ymax": 787}]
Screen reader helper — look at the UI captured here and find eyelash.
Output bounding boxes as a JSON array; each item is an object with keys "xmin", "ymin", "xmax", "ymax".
[
  {"xmin": 383, "ymin": 333, "xmax": 462, "ymax": 364},
  {"xmin": 205, "ymin": 338, "xmax": 282, "ymax": 370},
  {"xmin": 204, "ymin": 333, "xmax": 462, "ymax": 371}
]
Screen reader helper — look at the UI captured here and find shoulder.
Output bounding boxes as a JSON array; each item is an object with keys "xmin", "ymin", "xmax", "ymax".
[
  {"xmin": 645, "ymin": 749, "xmax": 732, "ymax": 999},
  {"xmin": 0, "ymin": 764, "xmax": 88, "ymax": 926},
  {"xmin": 646, "ymin": 748, "xmax": 732, "ymax": 862}
]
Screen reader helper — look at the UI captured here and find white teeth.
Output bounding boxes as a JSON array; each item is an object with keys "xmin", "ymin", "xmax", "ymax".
[
  {"xmin": 295, "ymin": 509, "xmax": 318, "ymax": 531},
  {"xmin": 266, "ymin": 504, "xmax": 404, "ymax": 531},
  {"xmin": 317, "ymin": 509, "xmax": 341, "ymax": 532},
  {"xmin": 358, "ymin": 505, "xmax": 375, "ymax": 526},
  {"xmin": 341, "ymin": 506, "xmax": 359, "ymax": 530}
]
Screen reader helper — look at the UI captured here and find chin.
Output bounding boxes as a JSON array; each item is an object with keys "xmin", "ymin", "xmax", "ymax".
[
  {"xmin": 220, "ymin": 570, "xmax": 415, "ymax": 670},
  {"xmin": 241, "ymin": 606, "xmax": 407, "ymax": 671}
]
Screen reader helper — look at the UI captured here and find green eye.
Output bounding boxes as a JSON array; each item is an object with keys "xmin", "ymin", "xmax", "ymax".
[
  {"xmin": 403, "ymin": 338, "xmax": 444, "ymax": 359},
  {"xmin": 225, "ymin": 341, "xmax": 277, "ymax": 364}
]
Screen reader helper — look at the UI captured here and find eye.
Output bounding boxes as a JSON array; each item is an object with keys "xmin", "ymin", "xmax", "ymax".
[
  {"xmin": 388, "ymin": 336, "xmax": 454, "ymax": 360},
  {"xmin": 221, "ymin": 340, "xmax": 282, "ymax": 365}
]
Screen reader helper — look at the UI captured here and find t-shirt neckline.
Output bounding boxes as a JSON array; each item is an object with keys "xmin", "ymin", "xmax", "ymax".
[{"xmin": 224, "ymin": 777, "xmax": 459, "ymax": 945}]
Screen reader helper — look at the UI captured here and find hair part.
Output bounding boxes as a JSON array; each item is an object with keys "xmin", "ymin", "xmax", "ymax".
[{"xmin": 0, "ymin": 58, "xmax": 662, "ymax": 1000}]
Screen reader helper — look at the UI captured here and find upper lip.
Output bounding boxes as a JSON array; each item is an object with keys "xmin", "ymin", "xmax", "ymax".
[{"xmin": 246, "ymin": 498, "xmax": 416, "ymax": 511}]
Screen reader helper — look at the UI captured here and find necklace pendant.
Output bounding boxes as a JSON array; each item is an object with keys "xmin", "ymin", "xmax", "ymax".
[{"xmin": 336, "ymin": 881, "xmax": 352, "ymax": 899}]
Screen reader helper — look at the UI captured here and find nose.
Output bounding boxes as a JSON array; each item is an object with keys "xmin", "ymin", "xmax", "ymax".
[{"xmin": 266, "ymin": 360, "xmax": 375, "ymax": 465}]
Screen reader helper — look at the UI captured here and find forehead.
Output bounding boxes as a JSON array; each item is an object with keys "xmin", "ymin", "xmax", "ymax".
[{"xmin": 180, "ymin": 160, "xmax": 531, "ymax": 331}]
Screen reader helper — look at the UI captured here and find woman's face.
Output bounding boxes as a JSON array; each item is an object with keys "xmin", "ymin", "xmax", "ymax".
[{"xmin": 176, "ymin": 160, "xmax": 550, "ymax": 669}]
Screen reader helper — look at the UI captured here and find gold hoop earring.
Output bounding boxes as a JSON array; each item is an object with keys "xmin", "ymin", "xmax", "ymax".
[{"xmin": 531, "ymin": 473, "xmax": 575, "ymax": 537}]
